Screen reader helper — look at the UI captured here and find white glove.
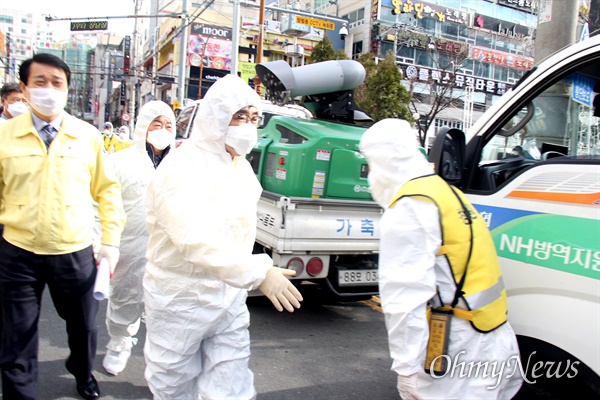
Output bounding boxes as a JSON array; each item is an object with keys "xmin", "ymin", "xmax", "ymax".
[
  {"xmin": 97, "ymin": 244, "xmax": 120, "ymax": 276},
  {"xmin": 258, "ymin": 267, "xmax": 303, "ymax": 312},
  {"xmin": 397, "ymin": 374, "xmax": 422, "ymax": 400}
]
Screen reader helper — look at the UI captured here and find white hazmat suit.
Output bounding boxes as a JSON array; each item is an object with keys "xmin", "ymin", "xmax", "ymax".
[
  {"xmin": 359, "ymin": 119, "xmax": 522, "ymax": 400},
  {"xmin": 104, "ymin": 101, "xmax": 176, "ymax": 374},
  {"xmin": 143, "ymin": 75, "xmax": 300, "ymax": 399}
]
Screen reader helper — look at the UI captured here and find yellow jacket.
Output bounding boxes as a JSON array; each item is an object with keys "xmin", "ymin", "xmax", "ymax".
[
  {"xmin": 0, "ymin": 112, "xmax": 126, "ymax": 254},
  {"xmin": 104, "ymin": 134, "xmax": 118, "ymax": 153},
  {"xmin": 114, "ymin": 138, "xmax": 133, "ymax": 152}
]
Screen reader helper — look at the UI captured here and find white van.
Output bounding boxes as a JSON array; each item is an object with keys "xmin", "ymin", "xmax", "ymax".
[{"xmin": 428, "ymin": 36, "xmax": 600, "ymax": 396}]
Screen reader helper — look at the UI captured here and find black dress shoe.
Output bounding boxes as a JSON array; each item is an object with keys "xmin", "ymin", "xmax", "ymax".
[{"xmin": 76, "ymin": 375, "xmax": 100, "ymax": 400}]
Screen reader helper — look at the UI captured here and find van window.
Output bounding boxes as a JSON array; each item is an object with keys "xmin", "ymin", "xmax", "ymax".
[
  {"xmin": 176, "ymin": 105, "xmax": 198, "ymax": 140},
  {"xmin": 473, "ymin": 60, "xmax": 600, "ymax": 191}
]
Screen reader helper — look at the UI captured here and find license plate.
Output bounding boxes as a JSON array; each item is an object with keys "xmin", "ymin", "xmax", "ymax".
[{"xmin": 338, "ymin": 270, "xmax": 378, "ymax": 286}]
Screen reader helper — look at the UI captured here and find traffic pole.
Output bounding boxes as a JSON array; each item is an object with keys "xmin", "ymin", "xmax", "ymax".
[
  {"xmin": 177, "ymin": 0, "xmax": 189, "ymax": 106},
  {"xmin": 254, "ymin": 0, "xmax": 266, "ymax": 96},
  {"xmin": 231, "ymin": 0, "xmax": 240, "ymax": 76}
]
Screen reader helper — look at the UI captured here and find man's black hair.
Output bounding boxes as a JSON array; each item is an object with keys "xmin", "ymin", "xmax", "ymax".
[
  {"xmin": 0, "ymin": 82, "xmax": 22, "ymax": 99},
  {"xmin": 19, "ymin": 53, "xmax": 71, "ymax": 86}
]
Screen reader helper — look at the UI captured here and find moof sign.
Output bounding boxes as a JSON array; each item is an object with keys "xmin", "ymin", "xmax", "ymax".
[
  {"xmin": 121, "ymin": 113, "xmax": 130, "ymax": 122},
  {"xmin": 190, "ymin": 23, "xmax": 232, "ymax": 39},
  {"xmin": 295, "ymin": 16, "xmax": 334, "ymax": 31},
  {"xmin": 70, "ymin": 21, "xmax": 108, "ymax": 31}
]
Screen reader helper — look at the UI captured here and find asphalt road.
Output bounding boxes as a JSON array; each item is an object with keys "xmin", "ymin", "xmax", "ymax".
[{"xmin": 3, "ymin": 285, "xmax": 398, "ymax": 400}]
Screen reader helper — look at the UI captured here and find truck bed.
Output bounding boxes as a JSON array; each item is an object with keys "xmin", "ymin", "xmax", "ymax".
[{"xmin": 256, "ymin": 190, "xmax": 383, "ymax": 254}]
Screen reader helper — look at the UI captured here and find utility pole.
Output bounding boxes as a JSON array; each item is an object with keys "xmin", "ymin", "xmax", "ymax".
[
  {"xmin": 152, "ymin": 26, "xmax": 159, "ymax": 99},
  {"xmin": 177, "ymin": 0, "xmax": 189, "ymax": 106},
  {"xmin": 231, "ymin": 0, "xmax": 240, "ymax": 76},
  {"xmin": 129, "ymin": 0, "xmax": 141, "ymax": 132},
  {"xmin": 329, "ymin": 0, "xmax": 339, "ymax": 17},
  {"xmin": 534, "ymin": 0, "xmax": 579, "ymax": 65},
  {"xmin": 252, "ymin": 0, "xmax": 266, "ymax": 95}
]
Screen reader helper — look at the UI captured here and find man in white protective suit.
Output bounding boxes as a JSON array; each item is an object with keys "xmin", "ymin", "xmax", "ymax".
[
  {"xmin": 102, "ymin": 100, "xmax": 176, "ymax": 376},
  {"xmin": 359, "ymin": 119, "xmax": 523, "ymax": 400},
  {"xmin": 143, "ymin": 74, "xmax": 303, "ymax": 399}
]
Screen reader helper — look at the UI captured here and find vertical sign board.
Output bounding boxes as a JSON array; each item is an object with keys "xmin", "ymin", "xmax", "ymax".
[
  {"xmin": 371, "ymin": 0, "xmax": 380, "ymax": 54},
  {"xmin": 123, "ymin": 36, "xmax": 131, "ymax": 74},
  {"xmin": 572, "ymin": 73, "xmax": 594, "ymax": 107},
  {"xmin": 120, "ymin": 81, "xmax": 127, "ymax": 106}
]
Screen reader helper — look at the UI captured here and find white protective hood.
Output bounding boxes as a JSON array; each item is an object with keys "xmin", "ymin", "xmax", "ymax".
[
  {"xmin": 359, "ymin": 119, "xmax": 432, "ymax": 208},
  {"xmin": 132, "ymin": 100, "xmax": 176, "ymax": 153},
  {"xmin": 189, "ymin": 75, "xmax": 262, "ymax": 154}
]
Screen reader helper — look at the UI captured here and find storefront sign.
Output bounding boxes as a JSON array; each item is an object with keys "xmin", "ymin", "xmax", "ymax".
[
  {"xmin": 190, "ymin": 23, "xmax": 232, "ymax": 40},
  {"xmin": 434, "ymin": 38, "xmax": 468, "ymax": 56},
  {"xmin": 472, "ymin": 48, "xmax": 533, "ymax": 70},
  {"xmin": 372, "ymin": 0, "xmax": 380, "ymax": 21},
  {"xmin": 498, "ymin": 0, "xmax": 537, "ymax": 13},
  {"xmin": 399, "ymin": 63, "xmax": 512, "ymax": 96},
  {"xmin": 188, "ymin": 25, "xmax": 232, "ymax": 70},
  {"xmin": 474, "ymin": 14, "xmax": 532, "ymax": 40},
  {"xmin": 387, "ymin": 0, "xmax": 470, "ymax": 25},
  {"xmin": 36, "ymin": 41, "xmax": 63, "ymax": 50}
]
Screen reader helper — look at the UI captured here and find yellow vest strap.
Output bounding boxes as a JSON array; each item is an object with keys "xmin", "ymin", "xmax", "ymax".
[{"xmin": 436, "ymin": 306, "xmax": 474, "ymax": 321}]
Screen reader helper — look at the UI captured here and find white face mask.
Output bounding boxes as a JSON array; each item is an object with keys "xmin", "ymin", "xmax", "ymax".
[
  {"xmin": 147, "ymin": 128, "xmax": 174, "ymax": 150},
  {"xmin": 7, "ymin": 101, "xmax": 29, "ymax": 118},
  {"xmin": 27, "ymin": 87, "xmax": 68, "ymax": 117},
  {"xmin": 225, "ymin": 124, "xmax": 258, "ymax": 155}
]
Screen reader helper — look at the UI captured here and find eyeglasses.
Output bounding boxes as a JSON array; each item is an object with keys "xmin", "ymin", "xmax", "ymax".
[{"xmin": 233, "ymin": 112, "xmax": 262, "ymax": 125}]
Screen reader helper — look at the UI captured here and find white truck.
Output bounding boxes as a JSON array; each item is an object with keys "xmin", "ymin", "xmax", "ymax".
[
  {"xmin": 248, "ymin": 60, "xmax": 383, "ymax": 299},
  {"xmin": 428, "ymin": 36, "xmax": 600, "ymax": 396},
  {"xmin": 254, "ymin": 190, "xmax": 381, "ymax": 299}
]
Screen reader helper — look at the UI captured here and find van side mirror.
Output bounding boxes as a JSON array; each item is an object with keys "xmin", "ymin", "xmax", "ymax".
[{"xmin": 428, "ymin": 127, "xmax": 466, "ymax": 186}]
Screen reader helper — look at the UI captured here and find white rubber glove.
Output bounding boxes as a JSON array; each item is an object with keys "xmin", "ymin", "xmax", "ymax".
[
  {"xmin": 97, "ymin": 244, "xmax": 120, "ymax": 276},
  {"xmin": 397, "ymin": 374, "xmax": 422, "ymax": 400},
  {"xmin": 258, "ymin": 267, "xmax": 303, "ymax": 312}
]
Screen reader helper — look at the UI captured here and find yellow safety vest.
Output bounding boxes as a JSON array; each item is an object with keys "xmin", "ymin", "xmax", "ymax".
[
  {"xmin": 104, "ymin": 134, "xmax": 118, "ymax": 153},
  {"xmin": 390, "ymin": 174, "xmax": 508, "ymax": 333}
]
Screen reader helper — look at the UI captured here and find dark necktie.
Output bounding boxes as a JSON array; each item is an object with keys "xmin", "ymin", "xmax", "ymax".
[{"xmin": 42, "ymin": 124, "xmax": 56, "ymax": 148}]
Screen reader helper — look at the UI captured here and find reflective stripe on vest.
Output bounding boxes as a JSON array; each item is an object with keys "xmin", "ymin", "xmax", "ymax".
[
  {"xmin": 390, "ymin": 174, "xmax": 508, "ymax": 333},
  {"xmin": 466, "ymin": 278, "xmax": 505, "ymax": 311}
]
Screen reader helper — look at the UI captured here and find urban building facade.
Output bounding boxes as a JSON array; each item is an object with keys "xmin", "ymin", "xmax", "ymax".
[
  {"xmin": 345, "ymin": 0, "xmax": 538, "ymax": 142},
  {"xmin": 1, "ymin": 1, "xmax": 543, "ymax": 135},
  {"xmin": 136, "ymin": 0, "xmax": 340, "ymax": 109},
  {"xmin": 0, "ymin": 7, "xmax": 37, "ymax": 84},
  {"xmin": 131, "ymin": 0, "xmax": 538, "ymax": 142}
]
